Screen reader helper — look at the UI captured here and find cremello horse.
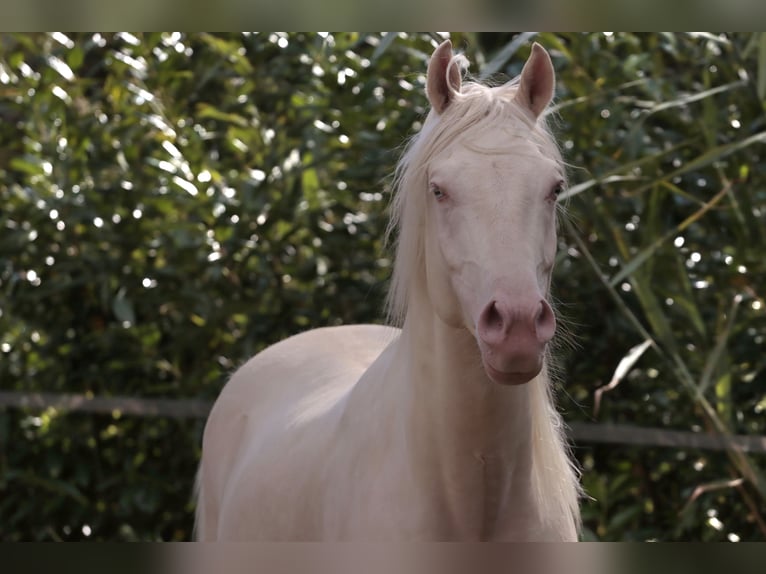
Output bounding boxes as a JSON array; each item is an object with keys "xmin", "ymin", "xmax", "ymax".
[{"xmin": 195, "ymin": 40, "xmax": 580, "ymax": 541}]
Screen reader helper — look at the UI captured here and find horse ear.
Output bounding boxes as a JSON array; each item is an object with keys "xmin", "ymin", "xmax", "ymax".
[
  {"xmin": 515, "ymin": 42, "xmax": 555, "ymax": 119},
  {"xmin": 427, "ymin": 40, "xmax": 461, "ymax": 114}
]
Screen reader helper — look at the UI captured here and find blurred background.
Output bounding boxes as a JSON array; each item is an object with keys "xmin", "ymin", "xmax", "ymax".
[{"xmin": 1, "ymin": 32, "xmax": 764, "ymax": 541}]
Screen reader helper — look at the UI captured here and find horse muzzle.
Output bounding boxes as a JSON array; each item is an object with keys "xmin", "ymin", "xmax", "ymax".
[{"xmin": 476, "ymin": 297, "xmax": 555, "ymax": 385}]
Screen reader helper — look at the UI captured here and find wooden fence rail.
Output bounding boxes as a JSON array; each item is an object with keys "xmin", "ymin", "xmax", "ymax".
[{"xmin": 2, "ymin": 391, "xmax": 766, "ymax": 454}]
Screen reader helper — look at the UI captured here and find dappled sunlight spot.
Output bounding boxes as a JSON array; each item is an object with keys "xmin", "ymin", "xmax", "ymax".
[
  {"xmin": 268, "ymin": 33, "xmax": 289, "ymax": 49},
  {"xmin": 283, "ymin": 148, "xmax": 300, "ymax": 171},
  {"xmin": 93, "ymin": 217, "xmax": 104, "ymax": 228},
  {"xmin": 50, "ymin": 32, "xmax": 73, "ymax": 49},
  {"xmin": 686, "ymin": 252, "xmax": 701, "ymax": 268},
  {"xmin": 146, "ymin": 114, "xmax": 176, "ymax": 137},
  {"xmin": 116, "ymin": 54, "xmax": 148, "ymax": 79},
  {"xmin": 162, "ymin": 140, "xmax": 182, "ymax": 160},
  {"xmin": 22, "ymin": 269, "xmax": 41, "ymax": 286},
  {"xmin": 48, "ymin": 56, "xmax": 74, "ymax": 82},
  {"xmin": 173, "ymin": 176, "xmax": 198, "ymax": 196},
  {"xmin": 707, "ymin": 515, "xmax": 724, "ymax": 532},
  {"xmin": 157, "ymin": 160, "xmax": 175, "ymax": 174},
  {"xmin": 18, "ymin": 61, "xmax": 38, "ymax": 80},
  {"xmin": 359, "ymin": 192, "xmax": 382, "ymax": 202},
  {"xmin": 51, "ymin": 85, "xmax": 70, "ymax": 103},
  {"xmin": 152, "ymin": 47, "xmax": 169, "ymax": 63}
]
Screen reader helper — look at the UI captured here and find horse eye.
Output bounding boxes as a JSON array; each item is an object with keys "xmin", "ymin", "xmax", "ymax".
[
  {"xmin": 550, "ymin": 182, "xmax": 565, "ymax": 201},
  {"xmin": 431, "ymin": 185, "xmax": 446, "ymax": 201}
]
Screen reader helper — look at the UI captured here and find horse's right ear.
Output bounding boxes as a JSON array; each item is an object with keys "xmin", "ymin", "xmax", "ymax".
[{"xmin": 427, "ymin": 40, "xmax": 461, "ymax": 114}]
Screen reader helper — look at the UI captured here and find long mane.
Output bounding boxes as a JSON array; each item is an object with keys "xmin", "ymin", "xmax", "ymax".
[{"xmin": 383, "ymin": 54, "xmax": 581, "ymax": 535}]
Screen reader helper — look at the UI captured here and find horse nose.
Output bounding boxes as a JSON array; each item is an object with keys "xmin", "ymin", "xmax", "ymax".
[{"xmin": 478, "ymin": 298, "xmax": 556, "ymax": 347}]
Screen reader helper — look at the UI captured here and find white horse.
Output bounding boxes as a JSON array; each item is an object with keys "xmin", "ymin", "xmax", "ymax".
[{"xmin": 195, "ymin": 40, "xmax": 581, "ymax": 541}]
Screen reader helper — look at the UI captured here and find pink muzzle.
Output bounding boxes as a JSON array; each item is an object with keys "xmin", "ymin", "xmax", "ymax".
[{"xmin": 477, "ymin": 297, "xmax": 556, "ymax": 385}]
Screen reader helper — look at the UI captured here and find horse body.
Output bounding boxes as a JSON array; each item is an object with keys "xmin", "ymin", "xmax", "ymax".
[{"xmin": 196, "ymin": 40, "xmax": 580, "ymax": 541}]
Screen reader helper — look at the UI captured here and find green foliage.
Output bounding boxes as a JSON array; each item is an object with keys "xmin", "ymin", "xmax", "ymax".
[{"xmin": 1, "ymin": 32, "xmax": 765, "ymax": 541}]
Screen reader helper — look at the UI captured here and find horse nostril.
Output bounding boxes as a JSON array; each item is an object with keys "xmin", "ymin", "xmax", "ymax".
[
  {"xmin": 479, "ymin": 300, "xmax": 506, "ymax": 343},
  {"xmin": 535, "ymin": 300, "xmax": 556, "ymax": 343},
  {"xmin": 486, "ymin": 301, "xmax": 502, "ymax": 329}
]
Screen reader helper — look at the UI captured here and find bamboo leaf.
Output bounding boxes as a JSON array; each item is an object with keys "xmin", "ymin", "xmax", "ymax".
[
  {"xmin": 371, "ymin": 32, "xmax": 398, "ymax": 63},
  {"xmin": 644, "ymin": 80, "xmax": 746, "ymax": 117},
  {"xmin": 698, "ymin": 295, "xmax": 741, "ymax": 396},
  {"xmin": 632, "ymin": 131, "xmax": 766, "ymax": 196},
  {"xmin": 479, "ymin": 32, "xmax": 538, "ymax": 80},
  {"xmin": 594, "ymin": 339, "xmax": 653, "ymax": 416},
  {"xmin": 609, "ymin": 183, "xmax": 731, "ymax": 287},
  {"xmin": 758, "ymin": 32, "xmax": 766, "ymax": 102}
]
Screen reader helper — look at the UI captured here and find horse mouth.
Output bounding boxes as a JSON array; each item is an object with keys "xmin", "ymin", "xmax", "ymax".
[{"xmin": 483, "ymin": 359, "xmax": 541, "ymax": 385}]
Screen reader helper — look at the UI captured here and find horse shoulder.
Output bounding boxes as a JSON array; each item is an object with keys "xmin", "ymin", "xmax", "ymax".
[{"xmin": 201, "ymin": 323, "xmax": 399, "ymax": 538}]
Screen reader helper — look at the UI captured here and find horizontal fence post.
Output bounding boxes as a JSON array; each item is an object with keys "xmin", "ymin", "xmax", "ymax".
[{"xmin": 2, "ymin": 391, "xmax": 765, "ymax": 454}]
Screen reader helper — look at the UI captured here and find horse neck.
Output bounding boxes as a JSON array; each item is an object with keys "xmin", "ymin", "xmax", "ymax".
[
  {"xmin": 397, "ymin": 287, "xmax": 536, "ymax": 462},
  {"xmin": 388, "ymin": 281, "xmax": 548, "ymax": 539}
]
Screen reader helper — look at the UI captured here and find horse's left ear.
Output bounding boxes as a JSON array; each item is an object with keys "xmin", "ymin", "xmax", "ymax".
[{"xmin": 515, "ymin": 43, "xmax": 555, "ymax": 120}]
